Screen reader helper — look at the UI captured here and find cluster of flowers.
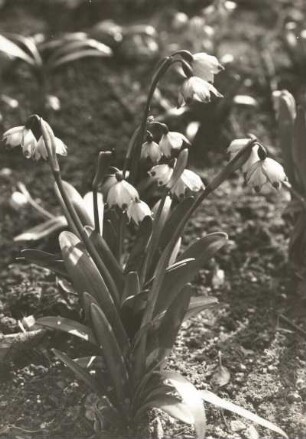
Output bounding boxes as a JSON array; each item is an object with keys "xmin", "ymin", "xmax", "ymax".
[{"xmin": 2, "ymin": 50, "xmax": 287, "ymax": 225}]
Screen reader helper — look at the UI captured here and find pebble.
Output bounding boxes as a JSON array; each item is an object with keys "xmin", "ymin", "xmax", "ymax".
[
  {"xmin": 231, "ymin": 420, "xmax": 246, "ymax": 432},
  {"xmin": 244, "ymin": 425, "xmax": 259, "ymax": 439}
]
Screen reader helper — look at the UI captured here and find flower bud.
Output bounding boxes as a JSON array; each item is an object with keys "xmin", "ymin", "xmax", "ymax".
[{"xmin": 272, "ymin": 90, "xmax": 296, "ymax": 122}]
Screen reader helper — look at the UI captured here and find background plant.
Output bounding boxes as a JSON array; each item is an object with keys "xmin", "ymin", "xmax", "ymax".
[{"xmin": 274, "ymin": 89, "xmax": 306, "ymax": 292}]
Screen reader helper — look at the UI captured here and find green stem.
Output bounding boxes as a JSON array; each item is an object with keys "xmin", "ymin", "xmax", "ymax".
[
  {"xmin": 118, "ymin": 212, "xmax": 126, "ymax": 264},
  {"xmin": 129, "ymin": 57, "xmax": 189, "ymax": 183},
  {"xmin": 54, "ymin": 171, "xmax": 120, "ymax": 304},
  {"xmin": 140, "ymin": 192, "xmax": 167, "ymax": 285},
  {"xmin": 92, "ymin": 188, "xmax": 101, "ymax": 235}
]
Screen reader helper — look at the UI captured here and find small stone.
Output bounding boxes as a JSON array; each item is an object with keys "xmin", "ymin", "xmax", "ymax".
[
  {"xmin": 244, "ymin": 425, "xmax": 259, "ymax": 439},
  {"xmin": 231, "ymin": 420, "xmax": 246, "ymax": 432}
]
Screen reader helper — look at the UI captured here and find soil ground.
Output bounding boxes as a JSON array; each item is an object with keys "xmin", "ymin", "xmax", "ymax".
[{"xmin": 0, "ymin": 1, "xmax": 305, "ymax": 438}]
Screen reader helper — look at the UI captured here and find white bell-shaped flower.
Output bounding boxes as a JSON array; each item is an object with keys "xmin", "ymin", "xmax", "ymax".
[
  {"xmin": 127, "ymin": 199, "xmax": 152, "ymax": 224},
  {"xmin": 228, "ymin": 138, "xmax": 260, "ymax": 173},
  {"xmin": 170, "ymin": 169, "xmax": 204, "ymax": 198},
  {"xmin": 107, "ymin": 179, "xmax": 139, "ymax": 209},
  {"xmin": 141, "ymin": 140, "xmax": 162, "ymax": 164},
  {"xmin": 178, "ymin": 76, "xmax": 222, "ymax": 107},
  {"xmin": 191, "ymin": 52, "xmax": 224, "ymax": 83},
  {"xmin": 159, "ymin": 132, "xmax": 189, "ymax": 157},
  {"xmin": 148, "ymin": 163, "xmax": 173, "ymax": 186},
  {"xmin": 246, "ymin": 158, "xmax": 287, "ymax": 192},
  {"xmin": 2, "ymin": 126, "xmax": 24, "ymax": 148}
]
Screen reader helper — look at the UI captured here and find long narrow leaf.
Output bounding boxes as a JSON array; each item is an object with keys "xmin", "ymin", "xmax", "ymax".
[
  {"xmin": 51, "ymin": 49, "xmax": 111, "ymax": 69},
  {"xmin": 59, "ymin": 231, "xmax": 128, "ymax": 350},
  {"xmin": 90, "ymin": 303, "xmax": 129, "ymax": 405},
  {"xmin": 155, "ymin": 233, "xmax": 227, "ymax": 314},
  {"xmin": 147, "ymin": 286, "xmax": 192, "ymax": 365},
  {"xmin": 85, "ymin": 226, "xmax": 124, "ymax": 291},
  {"xmin": 14, "ymin": 216, "xmax": 67, "ymax": 242},
  {"xmin": 162, "ymin": 371, "xmax": 206, "ymax": 439},
  {"xmin": 53, "ymin": 348, "xmax": 97, "ymax": 392},
  {"xmin": 293, "ymin": 106, "xmax": 306, "ymax": 192},
  {"xmin": 54, "ymin": 181, "xmax": 94, "ymax": 228},
  {"xmin": 36, "ymin": 316, "xmax": 96, "ymax": 345},
  {"xmin": 184, "ymin": 296, "xmax": 218, "ymax": 321},
  {"xmin": 159, "ymin": 197, "xmax": 194, "ymax": 250},
  {"xmin": 125, "ymin": 216, "xmax": 153, "ymax": 274},
  {"xmin": 200, "ymin": 389, "xmax": 288, "ymax": 439},
  {"xmin": 0, "ymin": 34, "xmax": 36, "ymax": 65},
  {"xmin": 137, "ymin": 394, "xmax": 194, "ymax": 425},
  {"xmin": 20, "ymin": 249, "xmax": 67, "ymax": 277}
]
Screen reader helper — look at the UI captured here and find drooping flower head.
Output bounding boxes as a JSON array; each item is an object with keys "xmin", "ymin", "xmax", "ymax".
[
  {"xmin": 2, "ymin": 116, "xmax": 67, "ymax": 161},
  {"xmin": 159, "ymin": 131, "xmax": 190, "ymax": 157},
  {"xmin": 178, "ymin": 76, "xmax": 223, "ymax": 107},
  {"xmin": 148, "ymin": 163, "xmax": 173, "ymax": 187},
  {"xmin": 170, "ymin": 169, "xmax": 204, "ymax": 199},
  {"xmin": 228, "ymin": 138, "xmax": 260, "ymax": 173},
  {"xmin": 191, "ymin": 52, "xmax": 224, "ymax": 83},
  {"xmin": 141, "ymin": 140, "xmax": 162, "ymax": 164},
  {"xmin": 106, "ymin": 171, "xmax": 139, "ymax": 209},
  {"xmin": 127, "ymin": 199, "xmax": 152, "ymax": 224},
  {"xmin": 246, "ymin": 158, "xmax": 287, "ymax": 192}
]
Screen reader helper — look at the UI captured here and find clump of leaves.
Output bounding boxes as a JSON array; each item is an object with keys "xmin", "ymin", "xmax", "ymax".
[
  {"xmin": 274, "ymin": 89, "xmax": 306, "ymax": 291},
  {"xmin": 2, "ymin": 49, "xmax": 288, "ymax": 438}
]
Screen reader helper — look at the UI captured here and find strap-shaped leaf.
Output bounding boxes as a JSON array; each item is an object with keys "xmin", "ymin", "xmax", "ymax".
[
  {"xmin": 103, "ymin": 219, "xmax": 119, "ymax": 257},
  {"xmin": 14, "ymin": 215, "xmax": 67, "ymax": 242},
  {"xmin": 53, "ymin": 348, "xmax": 97, "ymax": 392},
  {"xmin": 184, "ymin": 296, "xmax": 218, "ymax": 321},
  {"xmin": 159, "ymin": 197, "xmax": 194, "ymax": 250},
  {"xmin": 147, "ymin": 286, "xmax": 192, "ymax": 365},
  {"xmin": 125, "ymin": 216, "xmax": 153, "ymax": 273},
  {"xmin": 178, "ymin": 232, "xmax": 227, "ymax": 261},
  {"xmin": 293, "ymin": 106, "xmax": 306, "ymax": 192},
  {"xmin": 36, "ymin": 316, "xmax": 96, "ymax": 345},
  {"xmin": 59, "ymin": 231, "xmax": 128, "ymax": 350},
  {"xmin": 50, "ymin": 38, "xmax": 111, "ymax": 61},
  {"xmin": 90, "ymin": 303, "xmax": 130, "ymax": 405},
  {"xmin": 20, "ymin": 249, "xmax": 67, "ymax": 277},
  {"xmin": 7, "ymin": 33, "xmax": 42, "ymax": 66},
  {"xmin": 136, "ymin": 394, "xmax": 194, "ymax": 425},
  {"xmin": 83, "ymin": 192, "xmax": 104, "ymax": 237},
  {"xmin": 121, "ymin": 271, "xmax": 140, "ymax": 304},
  {"xmin": 277, "ymin": 97, "xmax": 296, "ymax": 187},
  {"xmin": 85, "ymin": 226, "xmax": 124, "ymax": 292},
  {"xmin": 0, "ymin": 34, "xmax": 36, "ymax": 65},
  {"xmin": 155, "ymin": 233, "xmax": 227, "ymax": 314},
  {"xmin": 54, "ymin": 181, "xmax": 94, "ymax": 228},
  {"xmin": 200, "ymin": 389, "xmax": 288, "ymax": 439},
  {"xmin": 162, "ymin": 371, "xmax": 206, "ymax": 439},
  {"xmin": 50, "ymin": 49, "xmax": 111, "ymax": 69}
]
